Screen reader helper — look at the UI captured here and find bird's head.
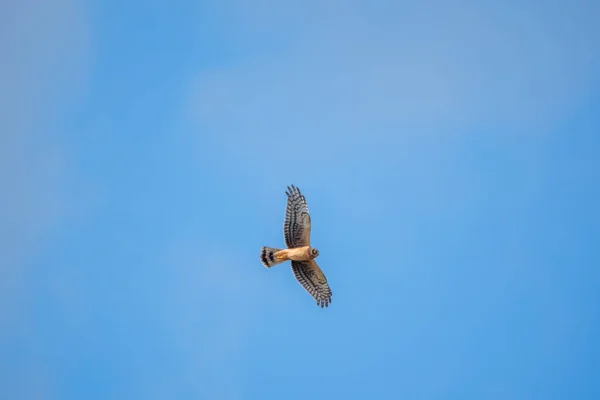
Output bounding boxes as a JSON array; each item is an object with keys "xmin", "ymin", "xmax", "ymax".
[{"xmin": 310, "ymin": 247, "xmax": 320, "ymax": 258}]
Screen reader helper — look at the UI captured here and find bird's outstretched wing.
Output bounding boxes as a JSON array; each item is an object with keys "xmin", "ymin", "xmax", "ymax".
[
  {"xmin": 284, "ymin": 185, "xmax": 311, "ymax": 248},
  {"xmin": 291, "ymin": 260, "xmax": 332, "ymax": 307}
]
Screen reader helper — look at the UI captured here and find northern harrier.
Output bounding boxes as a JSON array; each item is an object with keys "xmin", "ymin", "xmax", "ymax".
[{"xmin": 260, "ymin": 185, "xmax": 332, "ymax": 307}]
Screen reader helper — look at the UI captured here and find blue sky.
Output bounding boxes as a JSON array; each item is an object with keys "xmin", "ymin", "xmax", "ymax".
[{"xmin": 1, "ymin": 0, "xmax": 599, "ymax": 398}]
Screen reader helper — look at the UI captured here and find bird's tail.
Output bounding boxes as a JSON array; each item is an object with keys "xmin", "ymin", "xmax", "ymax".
[{"xmin": 260, "ymin": 246, "xmax": 286, "ymax": 268}]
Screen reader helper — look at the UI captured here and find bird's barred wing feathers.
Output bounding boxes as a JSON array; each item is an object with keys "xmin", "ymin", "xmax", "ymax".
[
  {"xmin": 284, "ymin": 185, "xmax": 311, "ymax": 248},
  {"xmin": 291, "ymin": 260, "xmax": 332, "ymax": 308}
]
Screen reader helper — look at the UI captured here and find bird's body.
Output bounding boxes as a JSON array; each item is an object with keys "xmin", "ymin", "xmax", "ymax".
[
  {"xmin": 259, "ymin": 185, "xmax": 332, "ymax": 308},
  {"xmin": 261, "ymin": 245, "xmax": 316, "ymax": 264}
]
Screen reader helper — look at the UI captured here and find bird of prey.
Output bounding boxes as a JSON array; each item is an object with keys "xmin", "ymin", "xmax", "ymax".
[{"xmin": 259, "ymin": 185, "xmax": 332, "ymax": 308}]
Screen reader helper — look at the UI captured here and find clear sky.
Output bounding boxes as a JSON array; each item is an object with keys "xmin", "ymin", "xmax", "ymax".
[{"xmin": 2, "ymin": 0, "xmax": 599, "ymax": 399}]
